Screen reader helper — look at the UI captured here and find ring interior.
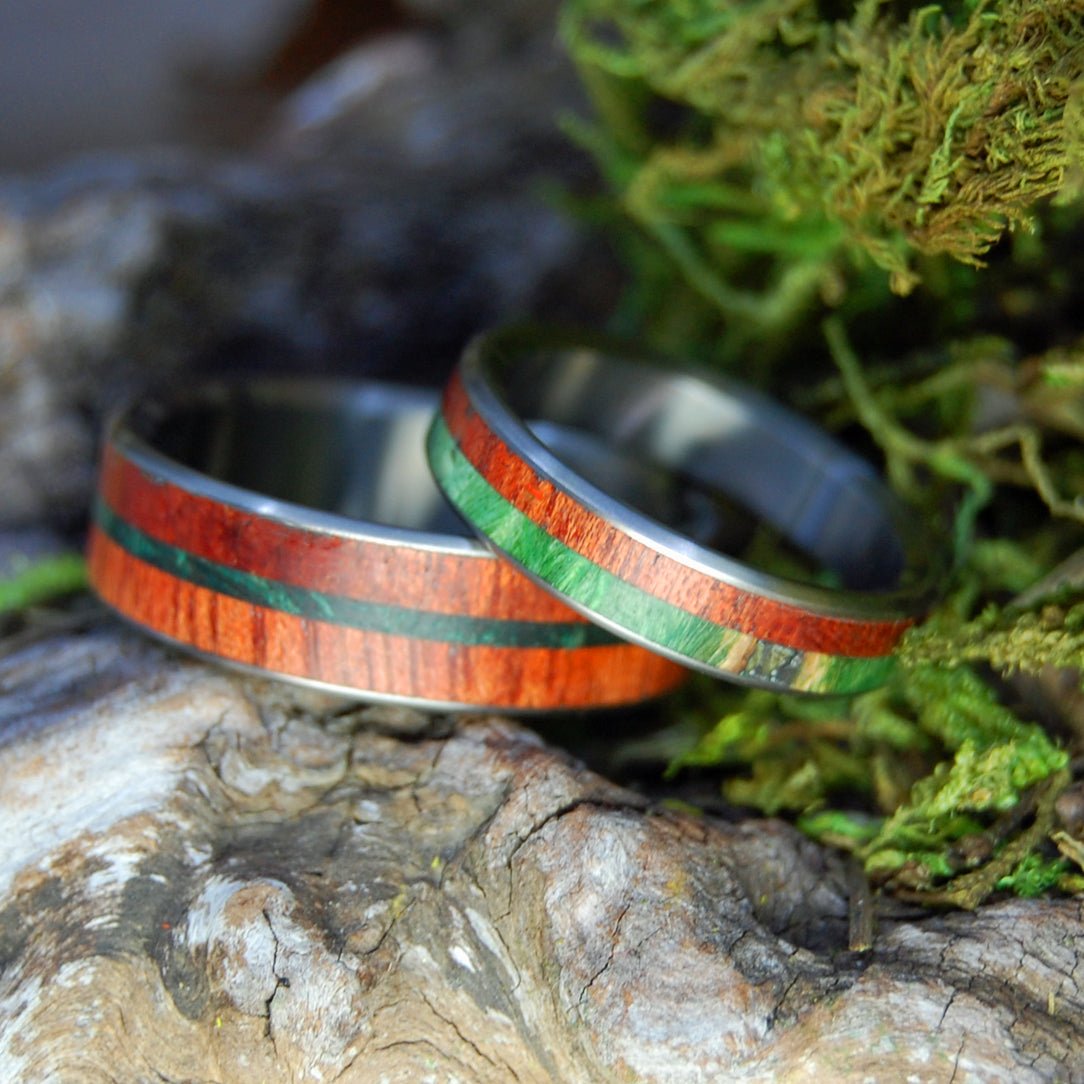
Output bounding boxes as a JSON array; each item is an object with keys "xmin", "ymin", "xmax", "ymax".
[
  {"xmin": 487, "ymin": 345, "xmax": 911, "ymax": 593},
  {"xmin": 136, "ymin": 383, "xmax": 470, "ymax": 536},
  {"xmin": 131, "ymin": 381, "xmax": 730, "ymax": 544}
]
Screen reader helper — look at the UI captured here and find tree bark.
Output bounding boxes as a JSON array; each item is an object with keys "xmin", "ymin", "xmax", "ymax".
[{"xmin": 2, "ymin": 621, "xmax": 1082, "ymax": 1083}]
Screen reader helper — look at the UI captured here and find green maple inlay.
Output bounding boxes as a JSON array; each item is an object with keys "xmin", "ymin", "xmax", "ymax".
[
  {"xmin": 427, "ymin": 414, "xmax": 897, "ymax": 693},
  {"xmin": 820, "ymin": 654, "xmax": 897, "ymax": 697},
  {"xmin": 94, "ymin": 499, "xmax": 617, "ymax": 650}
]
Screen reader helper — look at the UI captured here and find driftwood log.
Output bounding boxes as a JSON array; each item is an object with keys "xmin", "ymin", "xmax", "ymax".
[{"xmin": 2, "ymin": 622, "xmax": 1083, "ymax": 1082}]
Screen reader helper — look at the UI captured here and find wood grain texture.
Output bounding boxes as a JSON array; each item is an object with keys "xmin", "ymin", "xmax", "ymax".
[
  {"xmin": 2, "ymin": 625, "xmax": 1082, "ymax": 1083},
  {"xmin": 88, "ymin": 429, "xmax": 690, "ymax": 710},
  {"xmin": 430, "ymin": 398, "xmax": 899, "ymax": 694},
  {"xmin": 441, "ymin": 371, "xmax": 914, "ymax": 658},
  {"xmin": 100, "ymin": 445, "xmax": 584, "ymax": 623}
]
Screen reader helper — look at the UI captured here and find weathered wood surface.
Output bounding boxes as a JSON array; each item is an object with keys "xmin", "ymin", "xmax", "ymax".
[{"xmin": 2, "ymin": 621, "xmax": 1083, "ymax": 1083}]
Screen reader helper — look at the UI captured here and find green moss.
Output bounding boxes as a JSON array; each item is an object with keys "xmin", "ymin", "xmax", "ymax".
[
  {"xmin": 563, "ymin": 0, "xmax": 1084, "ymax": 363},
  {"xmin": 996, "ymin": 853, "xmax": 1071, "ymax": 898},
  {"xmin": 561, "ymin": 0, "xmax": 1084, "ymax": 907},
  {"xmin": 668, "ymin": 663, "xmax": 1071, "ymax": 905},
  {"xmin": 899, "ymin": 598, "xmax": 1084, "ymax": 673}
]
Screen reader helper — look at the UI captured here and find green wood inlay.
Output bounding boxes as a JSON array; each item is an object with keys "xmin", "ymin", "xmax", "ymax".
[
  {"xmin": 818, "ymin": 653, "xmax": 897, "ymax": 696},
  {"xmin": 94, "ymin": 499, "xmax": 618, "ymax": 650},
  {"xmin": 427, "ymin": 415, "xmax": 896, "ymax": 693}
]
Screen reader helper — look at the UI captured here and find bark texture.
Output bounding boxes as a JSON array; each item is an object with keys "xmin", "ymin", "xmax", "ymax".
[{"xmin": 2, "ymin": 623, "xmax": 1083, "ymax": 1083}]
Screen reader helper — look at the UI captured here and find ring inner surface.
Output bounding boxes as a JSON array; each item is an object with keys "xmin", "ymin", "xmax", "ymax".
[
  {"xmin": 135, "ymin": 382, "xmax": 715, "ymax": 543},
  {"xmin": 491, "ymin": 348, "xmax": 910, "ymax": 593},
  {"xmin": 137, "ymin": 384, "xmax": 468, "ymax": 535}
]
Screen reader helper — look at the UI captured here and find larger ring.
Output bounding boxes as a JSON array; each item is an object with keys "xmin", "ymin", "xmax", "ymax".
[
  {"xmin": 426, "ymin": 328, "xmax": 941, "ymax": 695},
  {"xmin": 87, "ymin": 379, "xmax": 687, "ymax": 711}
]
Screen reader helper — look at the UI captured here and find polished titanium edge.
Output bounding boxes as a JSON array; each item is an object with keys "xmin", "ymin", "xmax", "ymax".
[
  {"xmin": 459, "ymin": 327, "xmax": 941, "ymax": 622},
  {"xmin": 90, "ymin": 375, "xmax": 689, "ymax": 711},
  {"xmin": 110, "ymin": 380, "xmax": 486, "ymax": 557}
]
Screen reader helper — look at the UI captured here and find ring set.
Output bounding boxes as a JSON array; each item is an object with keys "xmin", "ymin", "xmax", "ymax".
[{"xmin": 88, "ymin": 329, "xmax": 938, "ymax": 710}]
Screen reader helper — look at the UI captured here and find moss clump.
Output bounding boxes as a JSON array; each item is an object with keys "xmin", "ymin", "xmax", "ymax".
[
  {"xmin": 563, "ymin": 0, "xmax": 1084, "ymax": 358},
  {"xmin": 670, "ymin": 662, "xmax": 1071, "ymax": 907},
  {"xmin": 563, "ymin": 0, "xmax": 1084, "ymax": 908}
]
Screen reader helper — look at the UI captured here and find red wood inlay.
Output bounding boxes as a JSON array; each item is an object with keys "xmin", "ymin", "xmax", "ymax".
[
  {"xmin": 100, "ymin": 443, "xmax": 584, "ymax": 624},
  {"xmin": 442, "ymin": 370, "xmax": 914, "ymax": 658},
  {"xmin": 87, "ymin": 526, "xmax": 687, "ymax": 710}
]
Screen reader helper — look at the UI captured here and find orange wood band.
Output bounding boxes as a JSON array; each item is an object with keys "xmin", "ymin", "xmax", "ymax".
[
  {"xmin": 99, "ymin": 444, "xmax": 583, "ymax": 624},
  {"xmin": 88, "ymin": 526, "xmax": 685, "ymax": 710}
]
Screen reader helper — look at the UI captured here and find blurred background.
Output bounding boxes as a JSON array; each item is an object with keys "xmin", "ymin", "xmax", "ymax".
[
  {"xmin": 0, "ymin": 0, "xmax": 407, "ymax": 167},
  {"xmin": 0, "ymin": 0, "xmax": 604, "ymax": 530}
]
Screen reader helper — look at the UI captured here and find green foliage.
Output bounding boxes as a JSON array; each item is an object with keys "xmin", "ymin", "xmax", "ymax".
[
  {"xmin": 862, "ymin": 665, "xmax": 1068, "ymax": 896},
  {"xmin": 900, "ymin": 597, "xmax": 1084, "ymax": 673},
  {"xmin": 655, "ymin": 312, "xmax": 1084, "ymax": 907},
  {"xmin": 562, "ymin": 0, "xmax": 1084, "ymax": 356},
  {"xmin": 560, "ymin": 0, "xmax": 1084, "ymax": 908},
  {"xmin": 996, "ymin": 853, "xmax": 1071, "ymax": 898},
  {"xmin": 0, "ymin": 554, "xmax": 87, "ymax": 615},
  {"xmin": 820, "ymin": 320, "xmax": 1084, "ymax": 534},
  {"xmin": 671, "ymin": 662, "xmax": 1070, "ymax": 907}
]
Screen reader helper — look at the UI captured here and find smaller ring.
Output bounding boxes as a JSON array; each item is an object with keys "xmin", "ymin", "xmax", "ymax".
[
  {"xmin": 426, "ymin": 328, "xmax": 942, "ymax": 695},
  {"xmin": 87, "ymin": 379, "xmax": 688, "ymax": 711}
]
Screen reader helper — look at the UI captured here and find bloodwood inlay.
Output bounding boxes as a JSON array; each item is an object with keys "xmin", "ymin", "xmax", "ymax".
[
  {"xmin": 439, "ymin": 371, "xmax": 913, "ymax": 658},
  {"xmin": 428, "ymin": 372, "xmax": 909, "ymax": 695},
  {"xmin": 99, "ymin": 445, "xmax": 586, "ymax": 624},
  {"xmin": 88, "ymin": 437, "xmax": 688, "ymax": 710}
]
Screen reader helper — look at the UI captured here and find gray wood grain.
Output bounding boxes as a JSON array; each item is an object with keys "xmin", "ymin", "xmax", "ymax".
[{"xmin": 2, "ymin": 624, "xmax": 1080, "ymax": 1082}]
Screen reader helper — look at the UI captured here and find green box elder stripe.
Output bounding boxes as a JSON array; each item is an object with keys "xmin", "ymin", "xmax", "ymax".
[
  {"xmin": 94, "ymin": 499, "xmax": 618, "ymax": 650},
  {"xmin": 427, "ymin": 415, "xmax": 896, "ymax": 694}
]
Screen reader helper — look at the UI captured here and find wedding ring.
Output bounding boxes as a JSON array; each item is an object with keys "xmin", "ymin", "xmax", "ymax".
[
  {"xmin": 427, "ymin": 328, "xmax": 940, "ymax": 694},
  {"xmin": 87, "ymin": 379, "xmax": 687, "ymax": 710}
]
